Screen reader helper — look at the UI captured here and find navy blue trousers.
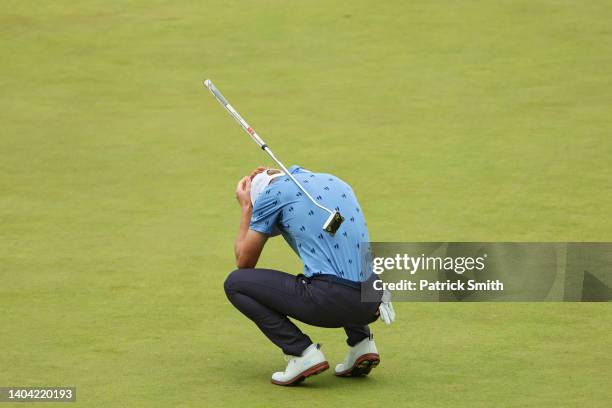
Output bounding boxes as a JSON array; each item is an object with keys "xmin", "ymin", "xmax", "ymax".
[{"xmin": 224, "ymin": 268, "xmax": 380, "ymax": 356}]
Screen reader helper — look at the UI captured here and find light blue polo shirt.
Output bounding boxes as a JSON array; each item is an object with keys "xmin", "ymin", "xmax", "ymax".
[{"xmin": 250, "ymin": 165, "xmax": 370, "ymax": 282}]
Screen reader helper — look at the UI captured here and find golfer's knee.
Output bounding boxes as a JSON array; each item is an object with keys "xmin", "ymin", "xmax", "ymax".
[{"xmin": 224, "ymin": 269, "xmax": 248, "ymax": 299}]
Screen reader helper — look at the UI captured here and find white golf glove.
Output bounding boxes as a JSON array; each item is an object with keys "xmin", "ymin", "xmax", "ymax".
[{"xmin": 378, "ymin": 290, "xmax": 396, "ymax": 325}]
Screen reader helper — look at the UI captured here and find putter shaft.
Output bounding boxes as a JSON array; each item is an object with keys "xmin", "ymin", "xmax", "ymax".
[{"xmin": 204, "ymin": 80, "xmax": 334, "ymax": 218}]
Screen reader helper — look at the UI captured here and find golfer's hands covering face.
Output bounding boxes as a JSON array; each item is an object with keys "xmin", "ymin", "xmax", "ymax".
[
  {"xmin": 235, "ymin": 176, "xmax": 252, "ymax": 209},
  {"xmin": 235, "ymin": 167, "xmax": 266, "ymax": 209}
]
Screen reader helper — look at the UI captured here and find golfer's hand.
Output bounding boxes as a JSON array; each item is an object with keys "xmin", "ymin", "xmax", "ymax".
[
  {"xmin": 235, "ymin": 176, "xmax": 252, "ymax": 209},
  {"xmin": 379, "ymin": 290, "xmax": 395, "ymax": 325},
  {"xmin": 379, "ymin": 302, "xmax": 395, "ymax": 324}
]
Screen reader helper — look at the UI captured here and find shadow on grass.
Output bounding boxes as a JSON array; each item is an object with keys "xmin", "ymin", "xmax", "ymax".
[
  {"xmin": 223, "ymin": 356, "xmax": 381, "ymax": 390},
  {"xmin": 294, "ymin": 374, "xmax": 377, "ymax": 390}
]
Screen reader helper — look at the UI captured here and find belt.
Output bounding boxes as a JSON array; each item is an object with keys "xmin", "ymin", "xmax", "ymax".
[{"xmin": 309, "ymin": 274, "xmax": 362, "ymax": 290}]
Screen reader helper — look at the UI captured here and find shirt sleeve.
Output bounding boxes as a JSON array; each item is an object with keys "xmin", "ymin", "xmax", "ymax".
[{"xmin": 250, "ymin": 190, "xmax": 283, "ymax": 235}]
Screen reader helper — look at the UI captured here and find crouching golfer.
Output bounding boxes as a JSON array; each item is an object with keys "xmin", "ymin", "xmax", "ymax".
[{"xmin": 224, "ymin": 165, "xmax": 395, "ymax": 386}]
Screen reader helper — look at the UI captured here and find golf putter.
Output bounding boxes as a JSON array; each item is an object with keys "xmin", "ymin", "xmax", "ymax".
[{"xmin": 203, "ymin": 79, "xmax": 344, "ymax": 235}]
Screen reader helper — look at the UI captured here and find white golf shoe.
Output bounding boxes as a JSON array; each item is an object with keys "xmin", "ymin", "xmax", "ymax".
[
  {"xmin": 271, "ymin": 343, "xmax": 329, "ymax": 386},
  {"xmin": 335, "ymin": 336, "xmax": 380, "ymax": 377}
]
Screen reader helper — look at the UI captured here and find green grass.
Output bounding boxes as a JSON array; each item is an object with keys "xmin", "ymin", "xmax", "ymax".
[{"xmin": 1, "ymin": 1, "xmax": 611, "ymax": 406}]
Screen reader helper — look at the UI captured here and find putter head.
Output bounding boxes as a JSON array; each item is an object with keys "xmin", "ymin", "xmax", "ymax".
[{"xmin": 323, "ymin": 211, "xmax": 344, "ymax": 236}]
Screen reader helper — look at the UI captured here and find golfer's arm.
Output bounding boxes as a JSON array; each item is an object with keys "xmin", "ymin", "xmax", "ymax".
[{"xmin": 234, "ymin": 206, "xmax": 267, "ymax": 268}]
